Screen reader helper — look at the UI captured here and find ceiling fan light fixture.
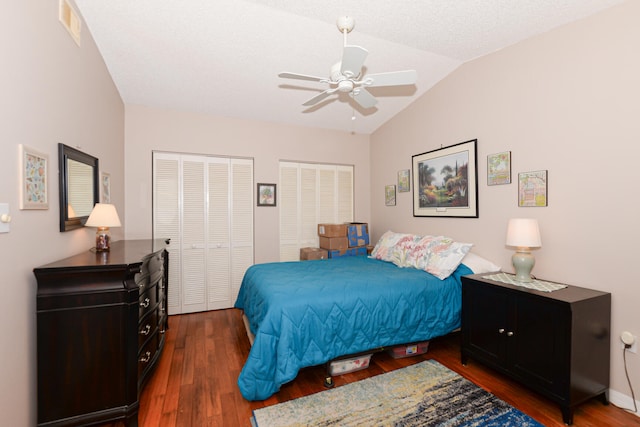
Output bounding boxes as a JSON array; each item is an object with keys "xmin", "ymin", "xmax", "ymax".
[
  {"xmin": 338, "ymin": 80, "xmax": 354, "ymax": 92},
  {"xmin": 278, "ymin": 16, "xmax": 417, "ymax": 111}
]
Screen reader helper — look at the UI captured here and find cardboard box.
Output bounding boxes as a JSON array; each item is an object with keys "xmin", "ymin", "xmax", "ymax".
[
  {"xmin": 299, "ymin": 247, "xmax": 328, "ymax": 261},
  {"xmin": 318, "ymin": 224, "xmax": 347, "ymax": 238},
  {"xmin": 319, "ymin": 236, "xmax": 349, "ymax": 251},
  {"xmin": 327, "ymin": 246, "xmax": 367, "ymax": 258},
  {"xmin": 347, "ymin": 223, "xmax": 370, "ymax": 247},
  {"xmin": 328, "ymin": 354, "xmax": 372, "ymax": 375},
  {"xmin": 387, "ymin": 341, "xmax": 430, "ymax": 359}
]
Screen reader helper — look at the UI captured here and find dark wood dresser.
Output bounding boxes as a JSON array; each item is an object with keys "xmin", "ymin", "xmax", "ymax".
[
  {"xmin": 461, "ymin": 273, "xmax": 610, "ymax": 425},
  {"xmin": 34, "ymin": 239, "xmax": 169, "ymax": 427}
]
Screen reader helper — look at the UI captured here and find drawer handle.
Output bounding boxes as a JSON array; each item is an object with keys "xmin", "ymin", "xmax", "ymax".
[
  {"xmin": 140, "ymin": 324, "xmax": 151, "ymax": 336},
  {"xmin": 139, "ymin": 351, "xmax": 151, "ymax": 363},
  {"xmin": 140, "ymin": 298, "xmax": 150, "ymax": 308},
  {"xmin": 507, "ymin": 331, "xmax": 514, "ymax": 337},
  {"xmin": 160, "ymin": 328, "xmax": 166, "ymax": 334},
  {"xmin": 498, "ymin": 328, "xmax": 505, "ymax": 334}
]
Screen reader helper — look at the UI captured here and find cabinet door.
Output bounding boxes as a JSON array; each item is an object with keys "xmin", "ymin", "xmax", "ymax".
[
  {"xmin": 509, "ymin": 294, "xmax": 569, "ymax": 400},
  {"xmin": 463, "ymin": 282, "xmax": 509, "ymax": 366}
]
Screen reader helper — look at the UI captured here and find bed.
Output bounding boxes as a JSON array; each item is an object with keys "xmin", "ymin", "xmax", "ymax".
[{"xmin": 234, "ymin": 238, "xmax": 493, "ymax": 401}]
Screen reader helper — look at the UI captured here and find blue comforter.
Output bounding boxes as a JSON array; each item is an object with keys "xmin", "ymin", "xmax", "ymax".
[{"xmin": 234, "ymin": 256, "xmax": 472, "ymax": 401}]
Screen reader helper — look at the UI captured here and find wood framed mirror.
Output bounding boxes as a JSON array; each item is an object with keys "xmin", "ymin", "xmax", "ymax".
[{"xmin": 58, "ymin": 143, "xmax": 99, "ymax": 232}]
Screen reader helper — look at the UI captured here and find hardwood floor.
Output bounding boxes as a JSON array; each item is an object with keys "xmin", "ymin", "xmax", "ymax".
[{"xmin": 123, "ymin": 309, "xmax": 640, "ymax": 426}]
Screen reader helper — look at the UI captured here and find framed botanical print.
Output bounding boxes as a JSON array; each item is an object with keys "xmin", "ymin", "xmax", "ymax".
[
  {"xmin": 19, "ymin": 144, "xmax": 49, "ymax": 210},
  {"xmin": 257, "ymin": 183, "xmax": 277, "ymax": 206}
]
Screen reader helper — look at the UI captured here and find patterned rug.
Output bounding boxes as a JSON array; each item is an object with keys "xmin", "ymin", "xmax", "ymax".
[{"xmin": 251, "ymin": 359, "xmax": 544, "ymax": 427}]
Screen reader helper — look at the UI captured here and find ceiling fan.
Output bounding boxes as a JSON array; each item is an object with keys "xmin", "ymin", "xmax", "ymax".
[{"xmin": 278, "ymin": 16, "xmax": 417, "ymax": 110}]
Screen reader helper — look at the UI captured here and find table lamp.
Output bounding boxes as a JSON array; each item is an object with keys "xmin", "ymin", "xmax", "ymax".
[
  {"xmin": 85, "ymin": 203, "xmax": 121, "ymax": 252},
  {"xmin": 506, "ymin": 218, "xmax": 541, "ymax": 283}
]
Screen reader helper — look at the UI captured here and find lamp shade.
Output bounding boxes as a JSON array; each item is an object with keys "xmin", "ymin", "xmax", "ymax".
[
  {"xmin": 506, "ymin": 218, "xmax": 541, "ymax": 248},
  {"xmin": 85, "ymin": 203, "xmax": 121, "ymax": 228}
]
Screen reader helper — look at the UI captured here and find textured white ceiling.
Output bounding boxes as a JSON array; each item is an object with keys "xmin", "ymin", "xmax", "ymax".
[{"xmin": 73, "ymin": 0, "xmax": 625, "ymax": 134}]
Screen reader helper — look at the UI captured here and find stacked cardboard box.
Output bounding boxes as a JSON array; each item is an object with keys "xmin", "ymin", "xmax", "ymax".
[
  {"xmin": 318, "ymin": 223, "xmax": 370, "ymax": 258},
  {"xmin": 299, "ymin": 247, "xmax": 328, "ymax": 261}
]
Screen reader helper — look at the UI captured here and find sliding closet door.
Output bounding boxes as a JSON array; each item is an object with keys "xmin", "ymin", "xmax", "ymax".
[{"xmin": 153, "ymin": 153, "xmax": 254, "ymax": 315}]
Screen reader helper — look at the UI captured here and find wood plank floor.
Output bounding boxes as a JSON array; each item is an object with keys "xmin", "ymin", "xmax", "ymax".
[{"xmin": 123, "ymin": 309, "xmax": 640, "ymax": 426}]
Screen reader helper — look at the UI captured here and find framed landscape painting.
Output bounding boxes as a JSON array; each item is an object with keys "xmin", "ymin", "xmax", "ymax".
[{"xmin": 412, "ymin": 139, "xmax": 478, "ymax": 218}]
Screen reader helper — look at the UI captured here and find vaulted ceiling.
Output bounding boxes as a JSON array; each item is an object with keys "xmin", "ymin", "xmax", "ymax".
[{"xmin": 74, "ymin": 0, "xmax": 625, "ymax": 134}]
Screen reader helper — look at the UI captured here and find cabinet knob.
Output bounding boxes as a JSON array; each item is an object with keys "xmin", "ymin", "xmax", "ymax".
[
  {"xmin": 498, "ymin": 328, "xmax": 505, "ymax": 334},
  {"xmin": 140, "ymin": 297, "xmax": 150, "ymax": 308},
  {"xmin": 507, "ymin": 331, "xmax": 514, "ymax": 337},
  {"xmin": 140, "ymin": 324, "xmax": 151, "ymax": 336}
]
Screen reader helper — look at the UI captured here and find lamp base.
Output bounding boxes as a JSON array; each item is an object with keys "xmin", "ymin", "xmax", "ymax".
[
  {"xmin": 95, "ymin": 227, "xmax": 111, "ymax": 252},
  {"xmin": 512, "ymin": 250, "xmax": 535, "ymax": 282}
]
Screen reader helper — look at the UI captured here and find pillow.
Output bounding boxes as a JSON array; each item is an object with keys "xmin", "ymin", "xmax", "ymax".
[
  {"xmin": 415, "ymin": 236, "xmax": 473, "ymax": 279},
  {"xmin": 406, "ymin": 235, "xmax": 454, "ymax": 271},
  {"xmin": 461, "ymin": 252, "xmax": 501, "ymax": 274},
  {"xmin": 389, "ymin": 237, "xmax": 418, "ymax": 267},
  {"xmin": 370, "ymin": 231, "xmax": 419, "ymax": 262}
]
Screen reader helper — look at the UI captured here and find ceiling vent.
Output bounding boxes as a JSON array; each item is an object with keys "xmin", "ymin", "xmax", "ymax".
[{"xmin": 59, "ymin": 0, "xmax": 81, "ymax": 46}]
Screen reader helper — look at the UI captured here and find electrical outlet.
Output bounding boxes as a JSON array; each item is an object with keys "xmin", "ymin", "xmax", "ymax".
[{"xmin": 621, "ymin": 331, "xmax": 638, "ymax": 354}]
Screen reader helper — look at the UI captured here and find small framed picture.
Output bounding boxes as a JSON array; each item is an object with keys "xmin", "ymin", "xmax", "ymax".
[
  {"xmin": 487, "ymin": 151, "xmax": 511, "ymax": 185},
  {"xmin": 518, "ymin": 170, "xmax": 548, "ymax": 207},
  {"xmin": 101, "ymin": 172, "xmax": 111, "ymax": 203},
  {"xmin": 397, "ymin": 169, "xmax": 410, "ymax": 192},
  {"xmin": 257, "ymin": 183, "xmax": 277, "ymax": 206},
  {"xmin": 19, "ymin": 144, "xmax": 49, "ymax": 210},
  {"xmin": 385, "ymin": 185, "xmax": 396, "ymax": 206}
]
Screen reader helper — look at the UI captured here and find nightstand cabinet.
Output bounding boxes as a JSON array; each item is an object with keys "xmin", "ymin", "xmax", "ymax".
[
  {"xmin": 34, "ymin": 239, "xmax": 169, "ymax": 427},
  {"xmin": 461, "ymin": 273, "xmax": 610, "ymax": 425}
]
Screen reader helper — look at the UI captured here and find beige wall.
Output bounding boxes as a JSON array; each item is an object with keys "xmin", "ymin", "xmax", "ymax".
[
  {"xmin": 371, "ymin": 0, "xmax": 639, "ymax": 408},
  {"xmin": 0, "ymin": 1, "xmax": 125, "ymax": 425},
  {"xmin": 3, "ymin": 1, "xmax": 638, "ymax": 425},
  {"xmin": 123, "ymin": 105, "xmax": 371, "ymax": 264}
]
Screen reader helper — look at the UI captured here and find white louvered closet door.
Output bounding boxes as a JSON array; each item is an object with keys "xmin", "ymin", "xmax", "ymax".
[
  {"xmin": 153, "ymin": 154, "xmax": 181, "ymax": 315},
  {"xmin": 279, "ymin": 162, "xmax": 353, "ymax": 262},
  {"xmin": 153, "ymin": 153, "xmax": 254, "ymax": 315}
]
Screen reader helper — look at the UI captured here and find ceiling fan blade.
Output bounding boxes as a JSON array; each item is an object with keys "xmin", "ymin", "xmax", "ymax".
[
  {"xmin": 351, "ymin": 87, "xmax": 377, "ymax": 109},
  {"xmin": 340, "ymin": 45, "xmax": 368, "ymax": 78},
  {"xmin": 303, "ymin": 89, "xmax": 337, "ymax": 107},
  {"xmin": 362, "ymin": 70, "xmax": 417, "ymax": 87},
  {"xmin": 278, "ymin": 72, "xmax": 327, "ymax": 83}
]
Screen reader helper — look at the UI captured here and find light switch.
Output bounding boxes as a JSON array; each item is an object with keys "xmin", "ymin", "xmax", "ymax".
[{"xmin": 0, "ymin": 203, "xmax": 11, "ymax": 233}]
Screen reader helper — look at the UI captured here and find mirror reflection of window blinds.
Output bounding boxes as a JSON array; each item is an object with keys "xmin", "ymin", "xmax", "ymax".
[
  {"xmin": 67, "ymin": 159, "xmax": 94, "ymax": 217},
  {"xmin": 279, "ymin": 161, "xmax": 354, "ymax": 261}
]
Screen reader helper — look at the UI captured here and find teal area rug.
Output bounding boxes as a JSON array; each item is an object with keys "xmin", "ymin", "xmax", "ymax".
[{"xmin": 251, "ymin": 359, "xmax": 544, "ymax": 426}]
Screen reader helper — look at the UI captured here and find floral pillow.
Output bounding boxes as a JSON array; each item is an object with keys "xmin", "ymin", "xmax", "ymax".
[
  {"xmin": 389, "ymin": 237, "xmax": 419, "ymax": 267},
  {"xmin": 370, "ymin": 231, "xmax": 419, "ymax": 262},
  {"xmin": 423, "ymin": 237, "xmax": 473, "ymax": 279}
]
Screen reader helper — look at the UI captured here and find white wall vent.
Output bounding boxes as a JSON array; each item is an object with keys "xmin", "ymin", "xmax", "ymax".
[{"xmin": 59, "ymin": 0, "xmax": 81, "ymax": 46}]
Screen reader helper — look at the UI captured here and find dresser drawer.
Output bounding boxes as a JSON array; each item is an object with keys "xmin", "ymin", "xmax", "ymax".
[
  {"xmin": 139, "ymin": 284, "xmax": 158, "ymax": 318},
  {"xmin": 138, "ymin": 332, "xmax": 160, "ymax": 378},
  {"xmin": 138, "ymin": 307, "xmax": 159, "ymax": 348}
]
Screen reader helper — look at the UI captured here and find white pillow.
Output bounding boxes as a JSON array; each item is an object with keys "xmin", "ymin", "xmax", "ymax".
[{"xmin": 461, "ymin": 252, "xmax": 501, "ymax": 274}]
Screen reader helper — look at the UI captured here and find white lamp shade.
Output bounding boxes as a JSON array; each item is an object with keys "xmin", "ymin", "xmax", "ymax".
[
  {"xmin": 506, "ymin": 218, "xmax": 541, "ymax": 248},
  {"xmin": 85, "ymin": 203, "xmax": 121, "ymax": 228}
]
